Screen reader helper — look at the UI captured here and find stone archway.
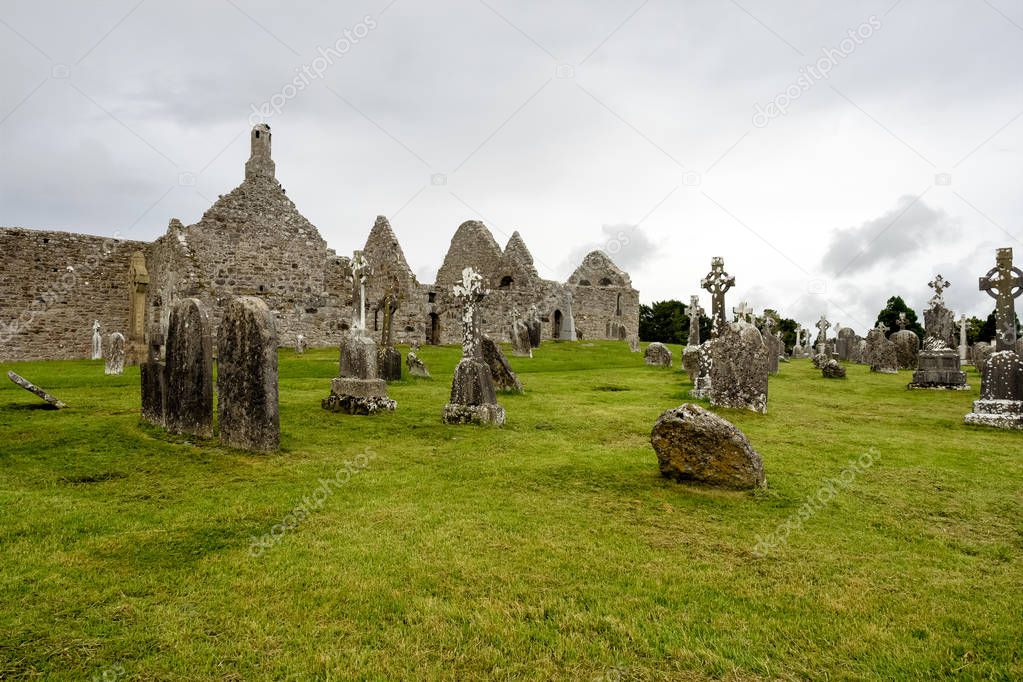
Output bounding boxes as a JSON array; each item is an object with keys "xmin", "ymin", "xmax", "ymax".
[
  {"xmin": 427, "ymin": 312, "xmax": 441, "ymax": 345},
  {"xmin": 553, "ymin": 309, "xmax": 563, "ymax": 339}
]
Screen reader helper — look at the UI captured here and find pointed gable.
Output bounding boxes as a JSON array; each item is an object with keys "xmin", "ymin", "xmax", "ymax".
[
  {"xmin": 568, "ymin": 250, "xmax": 632, "ymax": 288},
  {"xmin": 363, "ymin": 215, "xmax": 414, "ymax": 282},
  {"xmin": 435, "ymin": 220, "xmax": 503, "ymax": 289},
  {"xmin": 494, "ymin": 231, "xmax": 540, "ymax": 289}
]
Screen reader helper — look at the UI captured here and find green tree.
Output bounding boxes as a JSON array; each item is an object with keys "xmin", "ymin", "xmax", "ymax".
[
  {"xmin": 639, "ymin": 300, "xmax": 712, "ymax": 344},
  {"xmin": 875, "ymin": 296, "xmax": 924, "ymax": 339},
  {"xmin": 758, "ymin": 309, "xmax": 798, "ymax": 352},
  {"xmin": 977, "ymin": 309, "xmax": 1021, "ymax": 344}
]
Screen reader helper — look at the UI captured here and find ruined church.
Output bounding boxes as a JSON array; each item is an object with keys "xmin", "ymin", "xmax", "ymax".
[{"xmin": 0, "ymin": 125, "xmax": 639, "ymax": 362}]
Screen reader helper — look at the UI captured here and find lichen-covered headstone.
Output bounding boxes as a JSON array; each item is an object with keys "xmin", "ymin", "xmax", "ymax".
[
  {"xmin": 709, "ymin": 321, "xmax": 768, "ymax": 413},
  {"xmin": 650, "ymin": 403, "xmax": 765, "ymax": 489},
  {"xmin": 644, "ymin": 342, "xmax": 672, "ymax": 367},
  {"xmin": 7, "ymin": 370, "xmax": 67, "ymax": 409},
  {"xmin": 971, "ymin": 342, "xmax": 993, "ymax": 372},
  {"xmin": 628, "ymin": 335, "xmax": 640, "ymax": 352},
  {"xmin": 140, "ymin": 326, "xmax": 165, "ymax": 427},
  {"xmin": 482, "ymin": 335, "xmax": 523, "ymax": 393},
  {"xmin": 821, "ymin": 358, "xmax": 846, "ymax": 379},
  {"xmin": 91, "ymin": 320, "xmax": 102, "ymax": 360},
  {"xmin": 217, "ymin": 296, "xmax": 280, "ymax": 452},
  {"xmin": 510, "ymin": 319, "xmax": 532, "ymax": 358},
  {"xmin": 891, "ymin": 330, "xmax": 919, "ymax": 370},
  {"xmin": 865, "ymin": 323, "xmax": 898, "ymax": 374},
  {"xmin": 761, "ymin": 317, "xmax": 780, "ymax": 375},
  {"xmin": 164, "ymin": 298, "xmax": 214, "ymax": 438},
  {"xmin": 527, "ymin": 305, "xmax": 542, "ymax": 348},
  {"xmin": 377, "ymin": 291, "xmax": 402, "ymax": 381},
  {"xmin": 910, "ymin": 275, "xmax": 968, "ymax": 390},
  {"xmin": 443, "ymin": 267, "xmax": 505, "ymax": 425},
  {"xmin": 104, "ymin": 332, "xmax": 126, "ymax": 376},
  {"xmin": 406, "ymin": 342, "xmax": 431, "ymax": 378}
]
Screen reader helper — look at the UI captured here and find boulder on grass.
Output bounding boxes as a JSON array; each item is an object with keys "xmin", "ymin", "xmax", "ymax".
[
  {"xmin": 822, "ymin": 359, "xmax": 846, "ymax": 378},
  {"xmin": 650, "ymin": 403, "xmax": 766, "ymax": 489},
  {"xmin": 644, "ymin": 342, "xmax": 672, "ymax": 367}
]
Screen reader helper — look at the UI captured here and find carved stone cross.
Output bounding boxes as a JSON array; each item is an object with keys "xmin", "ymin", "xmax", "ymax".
[
  {"xmin": 897, "ymin": 312, "xmax": 907, "ymax": 331},
  {"xmin": 979, "ymin": 247, "xmax": 1023, "ymax": 351},
  {"xmin": 815, "ymin": 315, "xmax": 831, "ymax": 346},
  {"xmin": 928, "ymin": 274, "xmax": 951, "ymax": 306},
  {"xmin": 351, "ymin": 250, "xmax": 371, "ymax": 330},
  {"xmin": 452, "ymin": 267, "xmax": 488, "ymax": 358},
  {"xmin": 874, "ymin": 320, "xmax": 889, "ymax": 335},
  {"xmin": 700, "ymin": 257, "xmax": 735, "ymax": 335},
  {"xmin": 688, "ymin": 295, "xmax": 704, "ymax": 346}
]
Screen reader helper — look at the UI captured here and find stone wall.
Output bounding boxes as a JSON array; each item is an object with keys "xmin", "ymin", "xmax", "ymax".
[{"xmin": 0, "ymin": 228, "xmax": 148, "ymax": 361}]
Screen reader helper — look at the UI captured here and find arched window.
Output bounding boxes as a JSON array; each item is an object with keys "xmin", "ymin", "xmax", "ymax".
[
  {"xmin": 499, "ymin": 276, "xmax": 514, "ymax": 289},
  {"xmin": 615, "ymin": 293, "xmax": 622, "ymax": 316},
  {"xmin": 599, "ymin": 277, "xmax": 613, "ymax": 286},
  {"xmin": 578, "ymin": 279, "xmax": 591, "ymax": 286}
]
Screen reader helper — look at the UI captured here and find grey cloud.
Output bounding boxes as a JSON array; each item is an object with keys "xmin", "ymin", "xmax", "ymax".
[
  {"xmin": 562, "ymin": 223, "xmax": 659, "ymax": 276},
  {"xmin": 821, "ymin": 196, "xmax": 962, "ymax": 276}
]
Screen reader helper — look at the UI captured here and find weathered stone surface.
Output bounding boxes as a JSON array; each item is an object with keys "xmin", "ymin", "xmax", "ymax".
[
  {"xmin": 682, "ymin": 345, "xmax": 702, "ymax": 382},
  {"xmin": 700, "ymin": 258, "xmax": 734, "ymax": 334},
  {"xmin": 527, "ymin": 305, "xmax": 542, "ymax": 348},
  {"xmin": 406, "ymin": 342, "xmax": 430, "ymax": 378},
  {"xmin": 972, "ymin": 342, "xmax": 993, "ymax": 372},
  {"xmin": 644, "ymin": 342, "xmax": 672, "ymax": 367},
  {"xmin": 104, "ymin": 332, "xmax": 125, "ymax": 375},
  {"xmin": 510, "ymin": 319, "xmax": 532, "ymax": 358},
  {"xmin": 628, "ymin": 335, "xmax": 640, "ymax": 352},
  {"xmin": 909, "ymin": 348, "xmax": 969, "ymax": 390},
  {"xmin": 482, "ymin": 335, "xmax": 523, "ymax": 393},
  {"xmin": 650, "ymin": 403, "xmax": 765, "ymax": 489},
  {"xmin": 891, "ymin": 330, "xmax": 919, "ymax": 370},
  {"xmin": 378, "ymin": 346, "xmax": 402, "ymax": 382},
  {"xmin": 140, "ymin": 326, "xmax": 165, "ymax": 426},
  {"xmin": 216, "ymin": 296, "xmax": 280, "ymax": 452},
  {"xmin": 761, "ymin": 319, "xmax": 781, "ymax": 375},
  {"xmin": 822, "ymin": 359, "xmax": 846, "ymax": 378},
  {"xmin": 7, "ymin": 370, "xmax": 67, "ymax": 408},
  {"xmin": 965, "ymin": 350, "xmax": 1023, "ymax": 429},
  {"xmin": 836, "ymin": 327, "xmax": 857, "ymax": 361},
  {"xmin": 443, "ymin": 267, "xmax": 504, "ymax": 425},
  {"xmin": 865, "ymin": 326, "xmax": 898, "ymax": 374},
  {"xmin": 295, "ymin": 334, "xmax": 307, "ymax": 354},
  {"xmin": 91, "ymin": 320, "xmax": 102, "ymax": 360},
  {"xmin": 708, "ymin": 321, "xmax": 768, "ymax": 414},
  {"xmin": 851, "ymin": 338, "xmax": 867, "ymax": 364},
  {"xmin": 163, "ymin": 299, "xmax": 213, "ymax": 437},
  {"xmin": 324, "ymin": 328, "xmax": 396, "ymax": 414},
  {"xmin": 978, "ymin": 249, "xmax": 1023, "ymax": 352},
  {"xmin": 339, "ymin": 329, "xmax": 378, "ymax": 381}
]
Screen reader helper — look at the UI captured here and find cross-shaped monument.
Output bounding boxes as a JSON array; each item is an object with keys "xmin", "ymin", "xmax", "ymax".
[
  {"xmin": 452, "ymin": 267, "xmax": 488, "ymax": 359},
  {"xmin": 351, "ymin": 251, "xmax": 371, "ymax": 331},
  {"xmin": 815, "ymin": 315, "xmax": 831, "ymax": 347},
  {"xmin": 978, "ymin": 247, "xmax": 1023, "ymax": 351},
  {"xmin": 700, "ymin": 257, "xmax": 735, "ymax": 335},
  {"xmin": 897, "ymin": 312, "xmax": 908, "ymax": 331},
  {"xmin": 928, "ymin": 274, "xmax": 951, "ymax": 306},
  {"xmin": 688, "ymin": 295, "xmax": 704, "ymax": 346},
  {"xmin": 874, "ymin": 320, "xmax": 889, "ymax": 335}
]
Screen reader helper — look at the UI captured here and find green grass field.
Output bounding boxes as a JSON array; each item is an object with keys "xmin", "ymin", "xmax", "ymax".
[{"xmin": 1, "ymin": 342, "xmax": 1020, "ymax": 680}]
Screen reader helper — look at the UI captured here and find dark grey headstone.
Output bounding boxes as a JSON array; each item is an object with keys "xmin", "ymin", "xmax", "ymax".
[{"xmin": 164, "ymin": 298, "xmax": 214, "ymax": 438}]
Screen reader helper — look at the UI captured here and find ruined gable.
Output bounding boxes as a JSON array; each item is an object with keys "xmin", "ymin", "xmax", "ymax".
[
  {"xmin": 494, "ymin": 231, "xmax": 540, "ymax": 290},
  {"xmin": 435, "ymin": 220, "xmax": 503, "ymax": 288},
  {"xmin": 568, "ymin": 251, "xmax": 632, "ymax": 288},
  {"xmin": 362, "ymin": 215, "xmax": 416, "ymax": 294}
]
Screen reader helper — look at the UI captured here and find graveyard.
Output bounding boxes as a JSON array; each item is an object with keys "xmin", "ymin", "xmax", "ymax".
[{"xmin": 1, "ymin": 341, "xmax": 1021, "ymax": 679}]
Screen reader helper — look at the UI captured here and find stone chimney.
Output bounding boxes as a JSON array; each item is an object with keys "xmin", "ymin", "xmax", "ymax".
[{"xmin": 244, "ymin": 124, "xmax": 275, "ymax": 181}]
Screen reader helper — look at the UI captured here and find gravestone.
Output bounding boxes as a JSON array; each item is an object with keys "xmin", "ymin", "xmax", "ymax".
[
  {"xmin": 645, "ymin": 342, "xmax": 672, "ymax": 367},
  {"xmin": 7, "ymin": 370, "xmax": 67, "ymax": 408},
  {"xmin": 682, "ymin": 295, "xmax": 706, "ymax": 382},
  {"xmin": 815, "ymin": 315, "xmax": 831, "ymax": 356},
  {"xmin": 700, "ymin": 257, "xmax": 735, "ymax": 336},
  {"xmin": 323, "ymin": 252, "xmax": 396, "ymax": 414},
  {"xmin": 761, "ymin": 317, "xmax": 781, "ymax": 375},
  {"xmin": 482, "ymin": 335, "xmax": 524, "ymax": 393},
  {"xmin": 822, "ymin": 358, "xmax": 846, "ymax": 378},
  {"xmin": 891, "ymin": 330, "xmax": 920, "ymax": 370},
  {"xmin": 217, "ymin": 296, "xmax": 280, "ymax": 452},
  {"xmin": 295, "ymin": 334, "xmax": 307, "ymax": 354},
  {"xmin": 527, "ymin": 305, "xmax": 542, "ymax": 348},
  {"xmin": 959, "ymin": 314, "xmax": 968, "ymax": 361},
  {"xmin": 910, "ymin": 275, "xmax": 968, "ymax": 390},
  {"xmin": 140, "ymin": 325, "xmax": 166, "ymax": 426},
  {"xmin": 650, "ymin": 403, "xmax": 766, "ymax": 490},
  {"xmin": 965, "ymin": 247, "xmax": 1023, "ymax": 428},
  {"xmin": 865, "ymin": 322, "xmax": 898, "ymax": 374},
  {"xmin": 91, "ymin": 320, "xmax": 102, "ymax": 360},
  {"xmin": 709, "ymin": 321, "xmax": 769, "ymax": 414},
  {"xmin": 377, "ymin": 292, "xmax": 402, "ymax": 382},
  {"xmin": 971, "ymin": 342, "xmax": 993, "ymax": 371},
  {"xmin": 837, "ymin": 327, "xmax": 857, "ymax": 361},
  {"xmin": 443, "ymin": 268, "xmax": 505, "ymax": 425},
  {"xmin": 406, "ymin": 341, "xmax": 431, "ymax": 378},
  {"xmin": 510, "ymin": 318, "xmax": 532, "ymax": 358},
  {"xmin": 558, "ymin": 291, "xmax": 578, "ymax": 341},
  {"xmin": 628, "ymin": 335, "xmax": 640, "ymax": 352},
  {"xmin": 851, "ymin": 337, "xmax": 867, "ymax": 364},
  {"xmin": 104, "ymin": 332, "xmax": 125, "ymax": 376},
  {"xmin": 164, "ymin": 298, "xmax": 214, "ymax": 438}
]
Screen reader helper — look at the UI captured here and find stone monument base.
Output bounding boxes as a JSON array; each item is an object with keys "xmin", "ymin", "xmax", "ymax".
[
  {"xmin": 908, "ymin": 349, "xmax": 969, "ymax": 390},
  {"xmin": 442, "ymin": 403, "xmax": 506, "ymax": 425},
  {"xmin": 442, "ymin": 358, "xmax": 504, "ymax": 425},
  {"xmin": 964, "ymin": 399, "xmax": 1023, "ymax": 429},
  {"xmin": 322, "ymin": 377, "xmax": 396, "ymax": 415}
]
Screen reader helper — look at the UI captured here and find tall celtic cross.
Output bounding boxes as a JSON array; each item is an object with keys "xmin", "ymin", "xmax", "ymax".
[
  {"xmin": 928, "ymin": 274, "xmax": 951, "ymax": 307},
  {"xmin": 794, "ymin": 325, "xmax": 803, "ymax": 348},
  {"xmin": 452, "ymin": 267, "xmax": 488, "ymax": 359},
  {"xmin": 351, "ymin": 250, "xmax": 371, "ymax": 330},
  {"xmin": 733, "ymin": 300, "xmax": 753, "ymax": 323},
  {"xmin": 815, "ymin": 315, "xmax": 831, "ymax": 346},
  {"xmin": 874, "ymin": 320, "xmax": 889, "ymax": 335},
  {"xmin": 979, "ymin": 247, "xmax": 1023, "ymax": 351},
  {"xmin": 700, "ymin": 257, "xmax": 735, "ymax": 336},
  {"xmin": 897, "ymin": 312, "xmax": 907, "ymax": 331},
  {"xmin": 688, "ymin": 295, "xmax": 704, "ymax": 346}
]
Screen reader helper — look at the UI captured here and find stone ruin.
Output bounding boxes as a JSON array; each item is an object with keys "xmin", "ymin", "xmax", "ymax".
[
  {"xmin": 443, "ymin": 268, "xmax": 505, "ymax": 425},
  {"xmin": 965, "ymin": 247, "xmax": 1023, "ymax": 429},
  {"xmin": 482, "ymin": 335, "xmax": 524, "ymax": 393},
  {"xmin": 909, "ymin": 275, "xmax": 968, "ymax": 390},
  {"xmin": 322, "ymin": 252, "xmax": 396, "ymax": 415},
  {"xmin": 104, "ymin": 332, "xmax": 125, "ymax": 376},
  {"xmin": 865, "ymin": 322, "xmax": 898, "ymax": 374},
  {"xmin": 644, "ymin": 342, "xmax": 672, "ymax": 367},
  {"xmin": 708, "ymin": 321, "xmax": 769, "ymax": 414},
  {"xmin": 0, "ymin": 124, "xmax": 639, "ymax": 362}
]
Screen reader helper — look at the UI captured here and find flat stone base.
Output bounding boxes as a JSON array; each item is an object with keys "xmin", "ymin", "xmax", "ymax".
[
  {"xmin": 909, "ymin": 350, "xmax": 969, "ymax": 390},
  {"xmin": 322, "ymin": 377, "xmax": 396, "ymax": 415},
  {"xmin": 442, "ymin": 403, "xmax": 506, "ymax": 425},
  {"xmin": 908, "ymin": 378, "xmax": 970, "ymax": 390},
  {"xmin": 965, "ymin": 399, "xmax": 1023, "ymax": 429},
  {"xmin": 689, "ymin": 376, "xmax": 711, "ymax": 399}
]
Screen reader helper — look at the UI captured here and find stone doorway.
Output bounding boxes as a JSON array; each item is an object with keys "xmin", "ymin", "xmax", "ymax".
[
  {"xmin": 427, "ymin": 312, "xmax": 441, "ymax": 345},
  {"xmin": 553, "ymin": 310, "xmax": 563, "ymax": 339}
]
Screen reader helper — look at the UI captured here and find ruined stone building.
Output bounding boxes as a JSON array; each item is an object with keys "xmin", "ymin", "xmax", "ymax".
[{"xmin": 0, "ymin": 125, "xmax": 639, "ymax": 362}]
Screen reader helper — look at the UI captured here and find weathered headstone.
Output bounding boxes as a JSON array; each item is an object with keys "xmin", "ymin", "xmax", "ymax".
[
  {"xmin": 837, "ymin": 327, "xmax": 857, "ymax": 361},
  {"xmin": 700, "ymin": 257, "xmax": 735, "ymax": 336},
  {"xmin": 821, "ymin": 358, "xmax": 846, "ymax": 379},
  {"xmin": 7, "ymin": 370, "xmax": 67, "ymax": 408},
  {"xmin": 709, "ymin": 321, "xmax": 769, "ymax": 413},
  {"xmin": 891, "ymin": 330, "xmax": 920, "ymax": 370},
  {"xmin": 295, "ymin": 334, "xmax": 307, "ymax": 354},
  {"xmin": 91, "ymin": 320, "xmax": 102, "ymax": 360},
  {"xmin": 910, "ymin": 275, "xmax": 968, "ymax": 390},
  {"xmin": 104, "ymin": 332, "xmax": 125, "ymax": 376},
  {"xmin": 650, "ymin": 403, "xmax": 765, "ymax": 489},
  {"xmin": 851, "ymin": 337, "xmax": 867, "ymax": 364},
  {"xmin": 865, "ymin": 322, "xmax": 898, "ymax": 374},
  {"xmin": 140, "ymin": 325, "xmax": 165, "ymax": 426},
  {"xmin": 217, "ymin": 296, "xmax": 280, "ymax": 452},
  {"xmin": 406, "ymin": 341, "xmax": 431, "ymax": 378},
  {"xmin": 761, "ymin": 317, "xmax": 781, "ymax": 375},
  {"xmin": 527, "ymin": 305, "xmax": 542, "ymax": 348},
  {"xmin": 322, "ymin": 252, "xmax": 396, "ymax": 414},
  {"xmin": 164, "ymin": 298, "xmax": 214, "ymax": 438},
  {"xmin": 628, "ymin": 335, "xmax": 640, "ymax": 352},
  {"xmin": 377, "ymin": 292, "xmax": 402, "ymax": 382},
  {"xmin": 482, "ymin": 335, "xmax": 524, "ymax": 393},
  {"xmin": 682, "ymin": 295, "xmax": 707, "ymax": 384},
  {"xmin": 510, "ymin": 318, "xmax": 532, "ymax": 358},
  {"xmin": 558, "ymin": 291, "xmax": 578, "ymax": 341},
  {"xmin": 443, "ymin": 268, "xmax": 505, "ymax": 425},
  {"xmin": 959, "ymin": 314, "xmax": 968, "ymax": 362},
  {"xmin": 971, "ymin": 341, "xmax": 993, "ymax": 371},
  {"xmin": 966, "ymin": 247, "xmax": 1023, "ymax": 428},
  {"xmin": 645, "ymin": 342, "xmax": 672, "ymax": 367}
]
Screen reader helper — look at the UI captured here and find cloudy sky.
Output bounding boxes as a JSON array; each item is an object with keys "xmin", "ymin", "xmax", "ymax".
[{"xmin": 1, "ymin": 0, "xmax": 1021, "ymax": 331}]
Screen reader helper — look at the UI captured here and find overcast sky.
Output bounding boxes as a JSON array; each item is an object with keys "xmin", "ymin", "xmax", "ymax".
[{"xmin": 1, "ymin": 0, "xmax": 1021, "ymax": 331}]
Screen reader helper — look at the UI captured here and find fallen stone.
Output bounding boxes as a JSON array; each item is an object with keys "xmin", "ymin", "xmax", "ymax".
[
  {"xmin": 482, "ymin": 335, "xmax": 523, "ymax": 393},
  {"xmin": 7, "ymin": 371, "xmax": 67, "ymax": 409},
  {"xmin": 650, "ymin": 403, "xmax": 765, "ymax": 489},
  {"xmin": 822, "ymin": 359, "xmax": 846, "ymax": 378}
]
